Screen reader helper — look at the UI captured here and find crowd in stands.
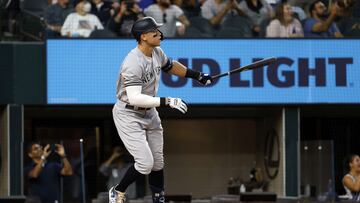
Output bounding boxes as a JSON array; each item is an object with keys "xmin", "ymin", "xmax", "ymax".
[{"xmin": 1, "ymin": 0, "xmax": 360, "ymax": 39}]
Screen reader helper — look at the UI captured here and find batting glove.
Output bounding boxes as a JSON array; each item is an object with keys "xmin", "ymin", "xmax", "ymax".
[
  {"xmin": 166, "ymin": 97, "xmax": 187, "ymax": 114},
  {"xmin": 197, "ymin": 73, "xmax": 212, "ymax": 85}
]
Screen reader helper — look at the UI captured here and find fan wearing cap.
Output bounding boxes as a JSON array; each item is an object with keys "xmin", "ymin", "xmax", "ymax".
[{"xmin": 109, "ymin": 16, "xmax": 212, "ymax": 203}]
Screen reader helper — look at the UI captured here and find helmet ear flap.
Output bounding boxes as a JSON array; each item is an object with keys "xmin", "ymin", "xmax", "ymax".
[
  {"xmin": 134, "ymin": 33, "xmax": 141, "ymax": 42},
  {"xmin": 158, "ymin": 29, "xmax": 164, "ymax": 41}
]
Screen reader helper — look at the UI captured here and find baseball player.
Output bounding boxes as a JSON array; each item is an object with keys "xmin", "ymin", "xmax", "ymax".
[{"xmin": 110, "ymin": 16, "xmax": 212, "ymax": 203}]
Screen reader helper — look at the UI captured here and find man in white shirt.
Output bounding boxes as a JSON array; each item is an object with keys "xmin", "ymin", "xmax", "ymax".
[
  {"xmin": 144, "ymin": 0, "xmax": 190, "ymax": 37},
  {"xmin": 61, "ymin": 1, "xmax": 104, "ymax": 37},
  {"xmin": 201, "ymin": 0, "xmax": 244, "ymax": 27}
]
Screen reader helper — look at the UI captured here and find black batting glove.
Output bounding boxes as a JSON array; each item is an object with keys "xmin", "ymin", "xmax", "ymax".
[
  {"xmin": 197, "ymin": 73, "xmax": 212, "ymax": 85},
  {"xmin": 185, "ymin": 69, "xmax": 212, "ymax": 85}
]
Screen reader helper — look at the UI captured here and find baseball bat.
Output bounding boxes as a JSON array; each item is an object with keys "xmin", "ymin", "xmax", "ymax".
[{"xmin": 211, "ymin": 57, "xmax": 277, "ymax": 79}]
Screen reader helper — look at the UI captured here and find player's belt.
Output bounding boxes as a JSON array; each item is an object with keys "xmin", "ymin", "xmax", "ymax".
[{"xmin": 125, "ymin": 104, "xmax": 150, "ymax": 111}]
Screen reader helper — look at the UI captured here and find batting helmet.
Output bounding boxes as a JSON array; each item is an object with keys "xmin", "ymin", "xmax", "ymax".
[{"xmin": 131, "ymin": 17, "xmax": 164, "ymax": 41}]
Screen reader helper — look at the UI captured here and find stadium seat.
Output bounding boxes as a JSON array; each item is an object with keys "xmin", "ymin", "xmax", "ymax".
[
  {"xmin": 222, "ymin": 16, "xmax": 252, "ymax": 37},
  {"xmin": 89, "ymin": 29, "xmax": 117, "ymax": 38},
  {"xmin": 18, "ymin": 11, "xmax": 46, "ymax": 40},
  {"xmin": 18, "ymin": 0, "xmax": 48, "ymax": 40},
  {"xmin": 184, "ymin": 26, "xmax": 213, "ymax": 38},
  {"xmin": 337, "ymin": 17, "xmax": 360, "ymax": 37},
  {"xmin": 216, "ymin": 27, "xmax": 250, "ymax": 38},
  {"xmin": 20, "ymin": 0, "xmax": 48, "ymax": 16},
  {"xmin": 259, "ymin": 18, "xmax": 271, "ymax": 38},
  {"xmin": 188, "ymin": 16, "xmax": 215, "ymax": 37},
  {"xmin": 352, "ymin": 0, "xmax": 360, "ymax": 17}
]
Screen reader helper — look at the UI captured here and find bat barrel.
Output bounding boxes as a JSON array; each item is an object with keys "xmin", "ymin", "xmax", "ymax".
[{"xmin": 211, "ymin": 57, "xmax": 277, "ymax": 80}]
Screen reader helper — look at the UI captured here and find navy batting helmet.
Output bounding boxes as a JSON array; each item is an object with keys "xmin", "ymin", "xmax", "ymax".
[{"xmin": 131, "ymin": 17, "xmax": 164, "ymax": 42}]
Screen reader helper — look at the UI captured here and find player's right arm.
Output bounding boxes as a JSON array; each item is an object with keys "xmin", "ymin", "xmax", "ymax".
[
  {"xmin": 155, "ymin": 47, "xmax": 212, "ymax": 85},
  {"xmin": 125, "ymin": 86, "xmax": 187, "ymax": 114}
]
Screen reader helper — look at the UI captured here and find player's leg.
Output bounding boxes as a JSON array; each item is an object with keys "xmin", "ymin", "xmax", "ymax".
[
  {"xmin": 111, "ymin": 107, "xmax": 155, "ymax": 203},
  {"xmin": 147, "ymin": 110, "xmax": 165, "ymax": 203}
]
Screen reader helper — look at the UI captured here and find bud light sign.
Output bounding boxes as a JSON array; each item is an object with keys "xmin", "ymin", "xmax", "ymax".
[{"xmin": 47, "ymin": 39, "xmax": 360, "ymax": 104}]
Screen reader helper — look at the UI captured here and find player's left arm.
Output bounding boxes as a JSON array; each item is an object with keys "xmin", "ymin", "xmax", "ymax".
[
  {"xmin": 165, "ymin": 60, "xmax": 212, "ymax": 85},
  {"xmin": 157, "ymin": 47, "xmax": 212, "ymax": 85}
]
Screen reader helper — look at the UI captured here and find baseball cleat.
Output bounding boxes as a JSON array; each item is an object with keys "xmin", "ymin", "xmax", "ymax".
[
  {"xmin": 153, "ymin": 191, "xmax": 165, "ymax": 203},
  {"xmin": 109, "ymin": 186, "xmax": 126, "ymax": 203}
]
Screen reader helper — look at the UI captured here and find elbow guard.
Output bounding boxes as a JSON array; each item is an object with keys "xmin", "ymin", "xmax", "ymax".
[{"xmin": 161, "ymin": 58, "xmax": 173, "ymax": 72}]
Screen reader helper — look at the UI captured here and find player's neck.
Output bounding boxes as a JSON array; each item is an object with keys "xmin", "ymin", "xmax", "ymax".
[{"xmin": 138, "ymin": 44, "xmax": 153, "ymax": 57}]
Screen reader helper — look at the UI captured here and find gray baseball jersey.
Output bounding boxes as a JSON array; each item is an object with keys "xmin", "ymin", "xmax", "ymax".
[
  {"xmin": 113, "ymin": 46, "xmax": 169, "ymax": 175},
  {"xmin": 116, "ymin": 46, "xmax": 168, "ymax": 103}
]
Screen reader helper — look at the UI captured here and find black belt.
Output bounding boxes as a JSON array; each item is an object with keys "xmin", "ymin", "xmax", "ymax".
[{"xmin": 125, "ymin": 104, "xmax": 150, "ymax": 111}]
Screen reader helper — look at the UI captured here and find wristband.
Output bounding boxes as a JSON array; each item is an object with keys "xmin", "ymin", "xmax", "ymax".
[
  {"xmin": 185, "ymin": 69, "xmax": 201, "ymax": 80},
  {"xmin": 160, "ymin": 97, "xmax": 166, "ymax": 107}
]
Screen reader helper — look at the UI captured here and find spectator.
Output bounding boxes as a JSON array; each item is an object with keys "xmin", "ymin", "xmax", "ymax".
[
  {"xmin": 343, "ymin": 154, "xmax": 360, "ymax": 201},
  {"xmin": 239, "ymin": 0, "xmax": 274, "ymax": 35},
  {"xmin": 71, "ymin": 0, "xmax": 90, "ymax": 7},
  {"xmin": 173, "ymin": 0, "xmax": 201, "ymax": 18},
  {"xmin": 201, "ymin": 0, "xmax": 245, "ymax": 28},
  {"xmin": 44, "ymin": 0, "xmax": 74, "ymax": 38},
  {"xmin": 138, "ymin": 0, "xmax": 155, "ymax": 10},
  {"xmin": 107, "ymin": 0, "xmax": 145, "ymax": 37},
  {"xmin": 24, "ymin": 142, "xmax": 73, "ymax": 203},
  {"xmin": 99, "ymin": 146, "xmax": 136, "ymax": 198},
  {"xmin": 91, "ymin": 0, "xmax": 113, "ymax": 26},
  {"xmin": 266, "ymin": 2, "xmax": 303, "ymax": 37},
  {"xmin": 61, "ymin": 1, "xmax": 104, "ymax": 37},
  {"xmin": 144, "ymin": 0, "xmax": 190, "ymax": 37},
  {"xmin": 303, "ymin": 0, "xmax": 343, "ymax": 37},
  {"xmin": 287, "ymin": 0, "xmax": 307, "ymax": 11},
  {"xmin": 287, "ymin": 0, "xmax": 307, "ymax": 21}
]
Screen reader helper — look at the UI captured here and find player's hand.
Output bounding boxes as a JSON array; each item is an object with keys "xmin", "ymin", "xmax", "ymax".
[
  {"xmin": 197, "ymin": 73, "xmax": 212, "ymax": 85},
  {"xmin": 167, "ymin": 97, "xmax": 188, "ymax": 114}
]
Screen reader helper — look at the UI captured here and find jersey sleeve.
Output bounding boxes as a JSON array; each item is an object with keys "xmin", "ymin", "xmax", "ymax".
[{"xmin": 121, "ymin": 56, "xmax": 143, "ymax": 87}]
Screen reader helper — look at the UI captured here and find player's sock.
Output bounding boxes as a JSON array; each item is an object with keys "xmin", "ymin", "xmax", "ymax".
[
  {"xmin": 149, "ymin": 169, "xmax": 164, "ymax": 191},
  {"xmin": 115, "ymin": 164, "xmax": 143, "ymax": 192},
  {"xmin": 149, "ymin": 169, "xmax": 165, "ymax": 203}
]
